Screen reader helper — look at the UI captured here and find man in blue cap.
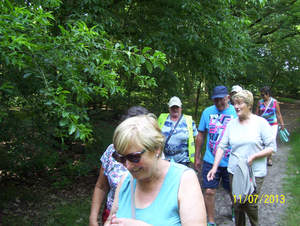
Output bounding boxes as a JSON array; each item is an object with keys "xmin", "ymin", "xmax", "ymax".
[{"xmin": 194, "ymin": 86, "xmax": 237, "ymax": 226}]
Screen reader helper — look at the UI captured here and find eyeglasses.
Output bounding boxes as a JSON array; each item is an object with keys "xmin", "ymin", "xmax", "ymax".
[
  {"xmin": 213, "ymin": 97, "xmax": 228, "ymax": 103},
  {"xmin": 112, "ymin": 149, "xmax": 147, "ymax": 163},
  {"xmin": 261, "ymin": 93, "xmax": 267, "ymax": 97}
]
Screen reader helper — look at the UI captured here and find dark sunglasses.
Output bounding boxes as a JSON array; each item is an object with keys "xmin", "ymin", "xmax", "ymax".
[
  {"xmin": 261, "ymin": 93, "xmax": 267, "ymax": 97},
  {"xmin": 112, "ymin": 149, "xmax": 146, "ymax": 163}
]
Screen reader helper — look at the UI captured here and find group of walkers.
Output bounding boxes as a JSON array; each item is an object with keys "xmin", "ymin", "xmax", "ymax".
[{"xmin": 89, "ymin": 85, "xmax": 285, "ymax": 226}]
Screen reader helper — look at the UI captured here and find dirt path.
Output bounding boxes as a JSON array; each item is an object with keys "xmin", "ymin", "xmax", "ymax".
[{"xmin": 194, "ymin": 100, "xmax": 300, "ymax": 226}]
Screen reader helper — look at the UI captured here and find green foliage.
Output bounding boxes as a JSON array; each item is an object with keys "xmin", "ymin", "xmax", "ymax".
[
  {"xmin": 233, "ymin": 0, "xmax": 300, "ymax": 98},
  {"xmin": 1, "ymin": 0, "xmax": 166, "ymax": 143},
  {"xmin": 45, "ymin": 196, "xmax": 92, "ymax": 226},
  {"xmin": 53, "ymin": 176, "xmax": 73, "ymax": 190},
  {"xmin": 0, "ymin": 186, "xmax": 41, "ymax": 226},
  {"xmin": 0, "ymin": 82, "xmax": 13, "ymax": 120},
  {"xmin": 1, "ymin": 188, "xmax": 92, "ymax": 226},
  {"xmin": 0, "ymin": 0, "xmax": 167, "ymax": 179},
  {"xmin": 277, "ymin": 98, "xmax": 296, "ymax": 103},
  {"xmin": 282, "ymin": 125, "xmax": 300, "ymax": 225}
]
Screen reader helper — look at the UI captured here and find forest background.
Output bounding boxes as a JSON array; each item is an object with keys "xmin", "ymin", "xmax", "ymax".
[{"xmin": 1, "ymin": 0, "xmax": 300, "ymax": 225}]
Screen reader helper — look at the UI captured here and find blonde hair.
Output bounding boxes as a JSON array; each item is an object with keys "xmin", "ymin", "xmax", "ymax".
[
  {"xmin": 113, "ymin": 114, "xmax": 164, "ymax": 157},
  {"xmin": 232, "ymin": 90, "xmax": 254, "ymax": 108}
]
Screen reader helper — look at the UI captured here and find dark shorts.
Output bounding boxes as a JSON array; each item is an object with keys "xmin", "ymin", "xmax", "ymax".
[{"xmin": 202, "ymin": 160, "xmax": 231, "ymax": 191}]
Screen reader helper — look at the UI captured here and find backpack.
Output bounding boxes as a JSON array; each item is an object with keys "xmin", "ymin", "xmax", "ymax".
[{"xmin": 232, "ymin": 159, "xmax": 257, "ymax": 203}]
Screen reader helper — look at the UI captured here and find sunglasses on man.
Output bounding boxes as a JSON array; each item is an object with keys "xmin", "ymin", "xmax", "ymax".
[{"xmin": 112, "ymin": 149, "xmax": 147, "ymax": 163}]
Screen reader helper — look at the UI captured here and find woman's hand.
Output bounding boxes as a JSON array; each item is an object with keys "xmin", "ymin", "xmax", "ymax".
[
  {"xmin": 207, "ymin": 148, "xmax": 225, "ymax": 182},
  {"xmin": 104, "ymin": 214, "xmax": 117, "ymax": 226},
  {"xmin": 207, "ymin": 168, "xmax": 217, "ymax": 181},
  {"xmin": 247, "ymin": 155, "xmax": 255, "ymax": 166},
  {"xmin": 194, "ymin": 158, "xmax": 202, "ymax": 172}
]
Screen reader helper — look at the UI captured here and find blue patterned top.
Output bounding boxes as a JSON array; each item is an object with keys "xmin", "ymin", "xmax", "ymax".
[
  {"xmin": 161, "ymin": 115, "xmax": 198, "ymax": 163},
  {"xmin": 100, "ymin": 144, "xmax": 127, "ymax": 211},
  {"xmin": 198, "ymin": 104, "xmax": 237, "ymax": 167}
]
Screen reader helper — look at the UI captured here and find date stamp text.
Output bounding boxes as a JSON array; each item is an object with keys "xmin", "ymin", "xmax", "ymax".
[{"xmin": 233, "ymin": 194, "xmax": 285, "ymax": 204}]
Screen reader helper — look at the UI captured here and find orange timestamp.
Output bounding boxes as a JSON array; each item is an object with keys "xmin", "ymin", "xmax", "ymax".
[{"xmin": 234, "ymin": 194, "xmax": 286, "ymax": 204}]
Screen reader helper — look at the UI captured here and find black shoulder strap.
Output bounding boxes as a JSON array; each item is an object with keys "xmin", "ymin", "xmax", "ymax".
[{"xmin": 165, "ymin": 114, "xmax": 183, "ymax": 146}]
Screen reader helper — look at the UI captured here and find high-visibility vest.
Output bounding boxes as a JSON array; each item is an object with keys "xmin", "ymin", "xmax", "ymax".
[{"xmin": 157, "ymin": 113, "xmax": 195, "ymax": 163}]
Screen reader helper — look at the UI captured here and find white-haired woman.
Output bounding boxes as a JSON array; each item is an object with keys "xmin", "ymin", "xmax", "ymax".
[
  {"xmin": 104, "ymin": 115, "xmax": 206, "ymax": 226},
  {"xmin": 207, "ymin": 90, "xmax": 276, "ymax": 226}
]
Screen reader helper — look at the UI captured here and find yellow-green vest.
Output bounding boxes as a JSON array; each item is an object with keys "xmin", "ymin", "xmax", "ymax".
[{"xmin": 157, "ymin": 113, "xmax": 195, "ymax": 163}]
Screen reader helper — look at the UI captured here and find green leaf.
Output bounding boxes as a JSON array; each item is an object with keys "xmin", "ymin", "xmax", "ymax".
[
  {"xmin": 140, "ymin": 56, "xmax": 145, "ymax": 64},
  {"xmin": 118, "ymin": 53, "xmax": 124, "ymax": 61},
  {"xmin": 23, "ymin": 73, "xmax": 32, "ymax": 78},
  {"xmin": 5, "ymin": 56, "xmax": 10, "ymax": 66},
  {"xmin": 158, "ymin": 61, "xmax": 164, "ymax": 71},
  {"xmin": 59, "ymin": 118, "xmax": 69, "ymax": 126},
  {"xmin": 130, "ymin": 55, "xmax": 136, "ymax": 67},
  {"xmin": 153, "ymin": 51, "xmax": 161, "ymax": 57},
  {"xmin": 70, "ymin": 114, "xmax": 79, "ymax": 124},
  {"xmin": 80, "ymin": 133, "xmax": 85, "ymax": 140},
  {"xmin": 142, "ymin": 47, "xmax": 152, "ymax": 54},
  {"xmin": 69, "ymin": 123, "xmax": 76, "ymax": 135},
  {"xmin": 61, "ymin": 90, "xmax": 71, "ymax": 94},
  {"xmin": 136, "ymin": 55, "xmax": 141, "ymax": 65},
  {"xmin": 102, "ymin": 49, "xmax": 110, "ymax": 60},
  {"xmin": 134, "ymin": 67, "xmax": 141, "ymax": 74},
  {"xmin": 5, "ymin": 0, "xmax": 14, "ymax": 10},
  {"xmin": 45, "ymin": 101, "xmax": 53, "ymax": 105},
  {"xmin": 75, "ymin": 129, "xmax": 80, "ymax": 139},
  {"xmin": 62, "ymin": 111, "xmax": 69, "ymax": 117},
  {"xmin": 145, "ymin": 60, "xmax": 153, "ymax": 73},
  {"xmin": 125, "ymin": 51, "xmax": 131, "ymax": 57}
]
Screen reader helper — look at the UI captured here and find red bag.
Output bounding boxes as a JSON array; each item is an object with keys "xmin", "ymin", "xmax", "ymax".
[{"xmin": 101, "ymin": 205, "xmax": 110, "ymax": 225}]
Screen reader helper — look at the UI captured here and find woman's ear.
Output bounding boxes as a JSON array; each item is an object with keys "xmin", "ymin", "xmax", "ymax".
[{"xmin": 156, "ymin": 146, "xmax": 162, "ymax": 157}]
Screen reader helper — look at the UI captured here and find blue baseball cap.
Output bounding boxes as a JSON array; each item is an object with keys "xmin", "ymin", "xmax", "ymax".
[{"xmin": 211, "ymin": 86, "xmax": 229, "ymax": 99}]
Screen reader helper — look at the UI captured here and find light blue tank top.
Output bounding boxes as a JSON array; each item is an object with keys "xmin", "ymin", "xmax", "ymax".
[{"xmin": 116, "ymin": 162, "xmax": 188, "ymax": 226}]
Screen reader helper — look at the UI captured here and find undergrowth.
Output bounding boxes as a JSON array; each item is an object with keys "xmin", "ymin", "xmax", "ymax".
[
  {"xmin": 281, "ymin": 120, "xmax": 300, "ymax": 226},
  {"xmin": 277, "ymin": 97, "xmax": 295, "ymax": 103}
]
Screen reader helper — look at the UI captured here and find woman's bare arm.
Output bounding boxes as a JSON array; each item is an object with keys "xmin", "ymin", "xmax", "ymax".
[
  {"xmin": 89, "ymin": 167, "xmax": 109, "ymax": 226},
  {"xmin": 178, "ymin": 169, "xmax": 207, "ymax": 226}
]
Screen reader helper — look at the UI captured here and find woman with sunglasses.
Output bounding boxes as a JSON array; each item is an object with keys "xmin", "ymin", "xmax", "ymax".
[
  {"xmin": 89, "ymin": 106, "xmax": 150, "ymax": 226},
  {"xmin": 104, "ymin": 115, "xmax": 206, "ymax": 226},
  {"xmin": 255, "ymin": 86, "xmax": 285, "ymax": 166}
]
